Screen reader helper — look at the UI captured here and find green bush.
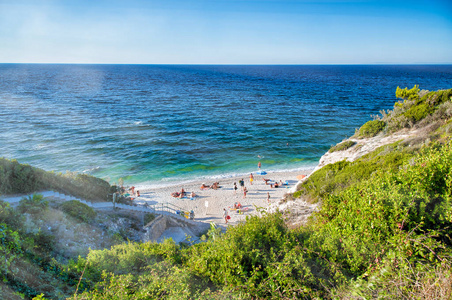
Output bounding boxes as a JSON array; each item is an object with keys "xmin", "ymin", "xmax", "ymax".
[
  {"xmin": 0, "ymin": 223, "xmax": 22, "ymax": 278},
  {"xmin": 356, "ymin": 120, "xmax": 386, "ymax": 138},
  {"xmin": 329, "ymin": 140, "xmax": 356, "ymax": 153},
  {"xmin": 0, "ymin": 158, "xmax": 111, "ymax": 201},
  {"xmin": 382, "ymin": 87, "xmax": 452, "ymax": 133},
  {"xmin": 396, "ymin": 85, "xmax": 420, "ymax": 101},
  {"xmin": 60, "ymin": 200, "xmax": 97, "ymax": 223},
  {"xmin": 404, "ymin": 102, "xmax": 433, "ymax": 122},
  {"xmin": 143, "ymin": 213, "xmax": 155, "ymax": 224},
  {"xmin": 297, "ymin": 142, "xmax": 414, "ymax": 202},
  {"xmin": 0, "ymin": 200, "xmax": 24, "ymax": 230},
  {"xmin": 17, "ymin": 194, "xmax": 48, "ymax": 215},
  {"xmin": 187, "ymin": 212, "xmax": 324, "ymax": 298},
  {"xmin": 308, "ymin": 140, "xmax": 452, "ymax": 279}
]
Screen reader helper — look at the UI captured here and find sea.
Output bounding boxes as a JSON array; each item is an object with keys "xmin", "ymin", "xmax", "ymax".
[{"xmin": 1, "ymin": 64, "xmax": 451, "ymax": 188}]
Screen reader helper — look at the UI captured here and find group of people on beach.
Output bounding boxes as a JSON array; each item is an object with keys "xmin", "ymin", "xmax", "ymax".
[
  {"xmin": 172, "ymin": 180, "xmax": 222, "ymax": 198},
  {"xmin": 166, "ymin": 159, "xmax": 292, "ymax": 225},
  {"xmin": 234, "ymin": 178, "xmax": 250, "ymax": 199},
  {"xmin": 200, "ymin": 182, "xmax": 220, "ymax": 190},
  {"xmin": 263, "ymin": 178, "xmax": 286, "ymax": 188},
  {"xmin": 128, "ymin": 186, "xmax": 141, "ymax": 197},
  {"xmin": 171, "ymin": 188, "xmax": 196, "ymax": 199}
]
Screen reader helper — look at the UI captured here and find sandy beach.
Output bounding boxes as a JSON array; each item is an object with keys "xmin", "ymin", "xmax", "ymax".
[{"xmin": 132, "ymin": 169, "xmax": 313, "ymax": 228}]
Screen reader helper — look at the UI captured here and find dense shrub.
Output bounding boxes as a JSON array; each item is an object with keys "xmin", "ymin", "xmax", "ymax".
[
  {"xmin": 0, "ymin": 159, "xmax": 41, "ymax": 194},
  {"xmin": 396, "ymin": 85, "xmax": 420, "ymax": 101},
  {"xmin": 60, "ymin": 200, "xmax": 97, "ymax": 223},
  {"xmin": 356, "ymin": 120, "xmax": 386, "ymax": 138},
  {"xmin": 382, "ymin": 87, "xmax": 452, "ymax": 133},
  {"xmin": 341, "ymin": 261, "xmax": 452, "ymax": 299},
  {"xmin": 0, "ymin": 201, "xmax": 24, "ymax": 230},
  {"xmin": 187, "ymin": 212, "xmax": 325, "ymax": 299},
  {"xmin": 17, "ymin": 194, "xmax": 48, "ymax": 215},
  {"xmin": 0, "ymin": 224, "xmax": 22, "ymax": 278},
  {"xmin": 328, "ymin": 140, "xmax": 356, "ymax": 153},
  {"xmin": 143, "ymin": 213, "xmax": 155, "ymax": 224},
  {"xmin": 293, "ymin": 140, "xmax": 452, "ymax": 297},
  {"xmin": 0, "ymin": 158, "xmax": 111, "ymax": 201},
  {"xmin": 404, "ymin": 102, "xmax": 433, "ymax": 122}
]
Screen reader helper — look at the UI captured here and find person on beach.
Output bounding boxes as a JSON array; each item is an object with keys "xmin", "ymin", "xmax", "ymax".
[
  {"xmin": 200, "ymin": 183, "xmax": 210, "ymax": 190},
  {"xmin": 258, "ymin": 161, "xmax": 261, "ymax": 170},
  {"xmin": 136, "ymin": 190, "xmax": 140, "ymax": 197},
  {"xmin": 243, "ymin": 187, "xmax": 248, "ymax": 198},
  {"xmin": 211, "ymin": 182, "xmax": 220, "ymax": 190},
  {"xmin": 223, "ymin": 208, "xmax": 229, "ymax": 224},
  {"xmin": 263, "ymin": 178, "xmax": 271, "ymax": 185},
  {"xmin": 239, "ymin": 179, "xmax": 245, "ymax": 191},
  {"xmin": 267, "ymin": 192, "xmax": 270, "ymax": 203},
  {"xmin": 179, "ymin": 188, "xmax": 185, "ymax": 198},
  {"xmin": 233, "ymin": 182, "xmax": 238, "ymax": 195},
  {"xmin": 249, "ymin": 173, "xmax": 254, "ymax": 185},
  {"xmin": 190, "ymin": 191, "xmax": 197, "ymax": 198}
]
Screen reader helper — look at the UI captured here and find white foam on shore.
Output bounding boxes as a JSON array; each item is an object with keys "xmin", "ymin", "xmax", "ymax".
[{"xmin": 133, "ymin": 164, "xmax": 317, "ymax": 191}]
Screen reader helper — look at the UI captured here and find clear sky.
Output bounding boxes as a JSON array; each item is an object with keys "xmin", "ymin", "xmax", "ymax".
[{"xmin": 1, "ymin": 0, "xmax": 451, "ymax": 64}]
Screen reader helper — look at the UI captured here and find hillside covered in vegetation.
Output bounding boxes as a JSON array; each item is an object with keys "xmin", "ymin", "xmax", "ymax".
[
  {"xmin": 0, "ymin": 158, "xmax": 111, "ymax": 202},
  {"xmin": 1, "ymin": 86, "xmax": 452, "ymax": 299}
]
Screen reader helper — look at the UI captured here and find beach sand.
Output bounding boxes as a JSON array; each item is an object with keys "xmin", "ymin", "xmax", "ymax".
[{"xmin": 133, "ymin": 169, "xmax": 312, "ymax": 228}]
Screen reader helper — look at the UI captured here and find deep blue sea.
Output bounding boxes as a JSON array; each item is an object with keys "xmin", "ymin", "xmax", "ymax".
[{"xmin": 1, "ymin": 64, "xmax": 451, "ymax": 187}]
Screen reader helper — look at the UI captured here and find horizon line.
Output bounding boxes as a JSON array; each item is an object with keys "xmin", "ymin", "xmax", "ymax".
[{"xmin": 1, "ymin": 62, "xmax": 452, "ymax": 66}]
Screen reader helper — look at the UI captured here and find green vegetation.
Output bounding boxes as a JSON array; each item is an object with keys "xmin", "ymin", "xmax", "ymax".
[
  {"xmin": 60, "ymin": 200, "xmax": 97, "ymax": 223},
  {"xmin": 0, "ymin": 158, "xmax": 111, "ymax": 201},
  {"xmin": 17, "ymin": 194, "xmax": 49, "ymax": 215},
  {"xmin": 0, "ymin": 200, "xmax": 84, "ymax": 299},
  {"xmin": 294, "ymin": 141, "xmax": 415, "ymax": 202},
  {"xmin": 395, "ymin": 84, "xmax": 420, "ymax": 101},
  {"xmin": 356, "ymin": 119, "xmax": 386, "ymax": 138},
  {"xmin": 143, "ymin": 213, "xmax": 156, "ymax": 224},
  {"xmin": 328, "ymin": 140, "xmax": 356, "ymax": 153},
  {"xmin": 382, "ymin": 86, "xmax": 452, "ymax": 133},
  {"xmin": 1, "ymin": 86, "xmax": 452, "ymax": 299}
]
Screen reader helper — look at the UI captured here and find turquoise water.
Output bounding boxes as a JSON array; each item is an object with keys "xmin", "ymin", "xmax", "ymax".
[{"xmin": 0, "ymin": 64, "xmax": 451, "ymax": 187}]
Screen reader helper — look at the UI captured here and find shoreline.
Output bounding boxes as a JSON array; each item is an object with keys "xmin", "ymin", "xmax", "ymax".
[
  {"xmin": 132, "ymin": 164, "xmax": 317, "ymax": 191},
  {"xmin": 132, "ymin": 167, "xmax": 314, "ymax": 227}
]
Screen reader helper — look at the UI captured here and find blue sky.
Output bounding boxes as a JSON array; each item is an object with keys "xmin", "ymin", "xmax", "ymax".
[{"xmin": 1, "ymin": 0, "xmax": 451, "ymax": 64}]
